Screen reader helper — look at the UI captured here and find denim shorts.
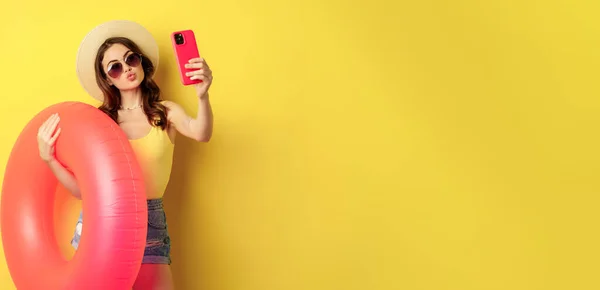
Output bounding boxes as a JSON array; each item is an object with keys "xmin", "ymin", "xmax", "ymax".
[{"xmin": 71, "ymin": 198, "xmax": 172, "ymax": 264}]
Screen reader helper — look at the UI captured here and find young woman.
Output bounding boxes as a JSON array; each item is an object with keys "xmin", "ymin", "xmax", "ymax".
[{"xmin": 35, "ymin": 20, "xmax": 213, "ymax": 289}]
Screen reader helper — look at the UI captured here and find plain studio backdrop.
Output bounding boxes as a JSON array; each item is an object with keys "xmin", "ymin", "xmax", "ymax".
[{"xmin": 1, "ymin": 0, "xmax": 600, "ymax": 289}]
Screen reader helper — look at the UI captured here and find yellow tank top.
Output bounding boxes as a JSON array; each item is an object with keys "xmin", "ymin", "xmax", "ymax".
[{"xmin": 128, "ymin": 125, "xmax": 174, "ymax": 199}]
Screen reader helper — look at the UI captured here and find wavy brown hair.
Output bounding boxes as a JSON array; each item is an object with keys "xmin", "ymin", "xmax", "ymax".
[{"xmin": 95, "ymin": 37, "xmax": 168, "ymax": 130}]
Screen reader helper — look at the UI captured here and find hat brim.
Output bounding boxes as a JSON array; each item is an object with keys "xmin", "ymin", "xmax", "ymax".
[{"xmin": 76, "ymin": 20, "xmax": 159, "ymax": 102}]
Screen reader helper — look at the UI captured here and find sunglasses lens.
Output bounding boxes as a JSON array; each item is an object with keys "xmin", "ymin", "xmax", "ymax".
[
  {"xmin": 107, "ymin": 63, "xmax": 122, "ymax": 78},
  {"xmin": 126, "ymin": 53, "xmax": 141, "ymax": 67}
]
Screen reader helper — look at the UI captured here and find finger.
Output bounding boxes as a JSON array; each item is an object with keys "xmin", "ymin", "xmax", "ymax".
[
  {"xmin": 190, "ymin": 74, "xmax": 207, "ymax": 81},
  {"xmin": 41, "ymin": 114, "xmax": 58, "ymax": 136},
  {"xmin": 188, "ymin": 57, "xmax": 206, "ymax": 63},
  {"xmin": 185, "ymin": 62, "xmax": 204, "ymax": 69},
  {"xmin": 185, "ymin": 68, "xmax": 204, "ymax": 76},
  {"xmin": 187, "ymin": 68, "xmax": 212, "ymax": 78},
  {"xmin": 192, "ymin": 70, "xmax": 212, "ymax": 78},
  {"xmin": 38, "ymin": 125, "xmax": 46, "ymax": 136},
  {"xmin": 48, "ymin": 127, "xmax": 61, "ymax": 145},
  {"xmin": 195, "ymin": 71, "xmax": 213, "ymax": 81},
  {"xmin": 44, "ymin": 114, "xmax": 60, "ymax": 136},
  {"xmin": 41, "ymin": 114, "xmax": 57, "ymax": 127}
]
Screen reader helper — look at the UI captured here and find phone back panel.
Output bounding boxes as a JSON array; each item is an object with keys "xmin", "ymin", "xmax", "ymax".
[{"xmin": 171, "ymin": 30, "xmax": 201, "ymax": 86}]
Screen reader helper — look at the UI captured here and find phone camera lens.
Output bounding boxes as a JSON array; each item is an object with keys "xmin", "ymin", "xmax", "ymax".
[{"xmin": 175, "ymin": 33, "xmax": 184, "ymax": 45}]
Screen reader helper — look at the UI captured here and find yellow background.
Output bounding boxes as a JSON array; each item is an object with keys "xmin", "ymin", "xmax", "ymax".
[{"xmin": 1, "ymin": 0, "xmax": 599, "ymax": 289}]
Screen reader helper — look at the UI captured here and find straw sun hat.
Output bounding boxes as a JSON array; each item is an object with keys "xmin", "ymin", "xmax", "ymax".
[{"xmin": 75, "ymin": 20, "xmax": 159, "ymax": 101}]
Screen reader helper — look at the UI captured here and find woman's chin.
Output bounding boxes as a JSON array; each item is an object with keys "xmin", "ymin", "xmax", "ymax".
[{"xmin": 117, "ymin": 81, "xmax": 142, "ymax": 92}]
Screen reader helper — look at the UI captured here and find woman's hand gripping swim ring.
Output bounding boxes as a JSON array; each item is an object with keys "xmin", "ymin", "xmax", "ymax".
[{"xmin": 37, "ymin": 113, "xmax": 61, "ymax": 163}]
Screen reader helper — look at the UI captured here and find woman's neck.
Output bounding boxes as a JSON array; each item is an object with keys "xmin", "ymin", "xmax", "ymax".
[{"xmin": 120, "ymin": 88, "xmax": 143, "ymax": 109}]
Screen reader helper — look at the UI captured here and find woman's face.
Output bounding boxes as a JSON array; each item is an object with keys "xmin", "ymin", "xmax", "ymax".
[{"xmin": 101, "ymin": 43, "xmax": 145, "ymax": 91}]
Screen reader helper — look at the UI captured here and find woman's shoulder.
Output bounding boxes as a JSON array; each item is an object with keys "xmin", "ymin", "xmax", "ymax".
[
  {"xmin": 159, "ymin": 100, "xmax": 185, "ymax": 109},
  {"xmin": 160, "ymin": 100, "xmax": 181, "ymax": 107},
  {"xmin": 159, "ymin": 100, "xmax": 186, "ymax": 119}
]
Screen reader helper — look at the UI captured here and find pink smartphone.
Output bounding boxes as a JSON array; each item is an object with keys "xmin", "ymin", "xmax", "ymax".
[{"xmin": 171, "ymin": 30, "xmax": 202, "ymax": 86}]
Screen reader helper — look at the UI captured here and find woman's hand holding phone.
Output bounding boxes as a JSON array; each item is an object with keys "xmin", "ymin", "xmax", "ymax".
[{"xmin": 185, "ymin": 57, "xmax": 213, "ymax": 99}]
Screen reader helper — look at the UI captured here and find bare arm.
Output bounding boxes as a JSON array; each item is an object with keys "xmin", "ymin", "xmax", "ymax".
[
  {"xmin": 190, "ymin": 95, "xmax": 214, "ymax": 141},
  {"xmin": 38, "ymin": 113, "xmax": 81, "ymax": 199},
  {"xmin": 46, "ymin": 158, "xmax": 81, "ymax": 199},
  {"xmin": 164, "ymin": 57, "xmax": 215, "ymax": 142},
  {"xmin": 164, "ymin": 96, "xmax": 213, "ymax": 142}
]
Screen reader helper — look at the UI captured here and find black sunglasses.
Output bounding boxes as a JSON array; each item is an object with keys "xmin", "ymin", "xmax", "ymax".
[{"xmin": 106, "ymin": 53, "xmax": 143, "ymax": 79}]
